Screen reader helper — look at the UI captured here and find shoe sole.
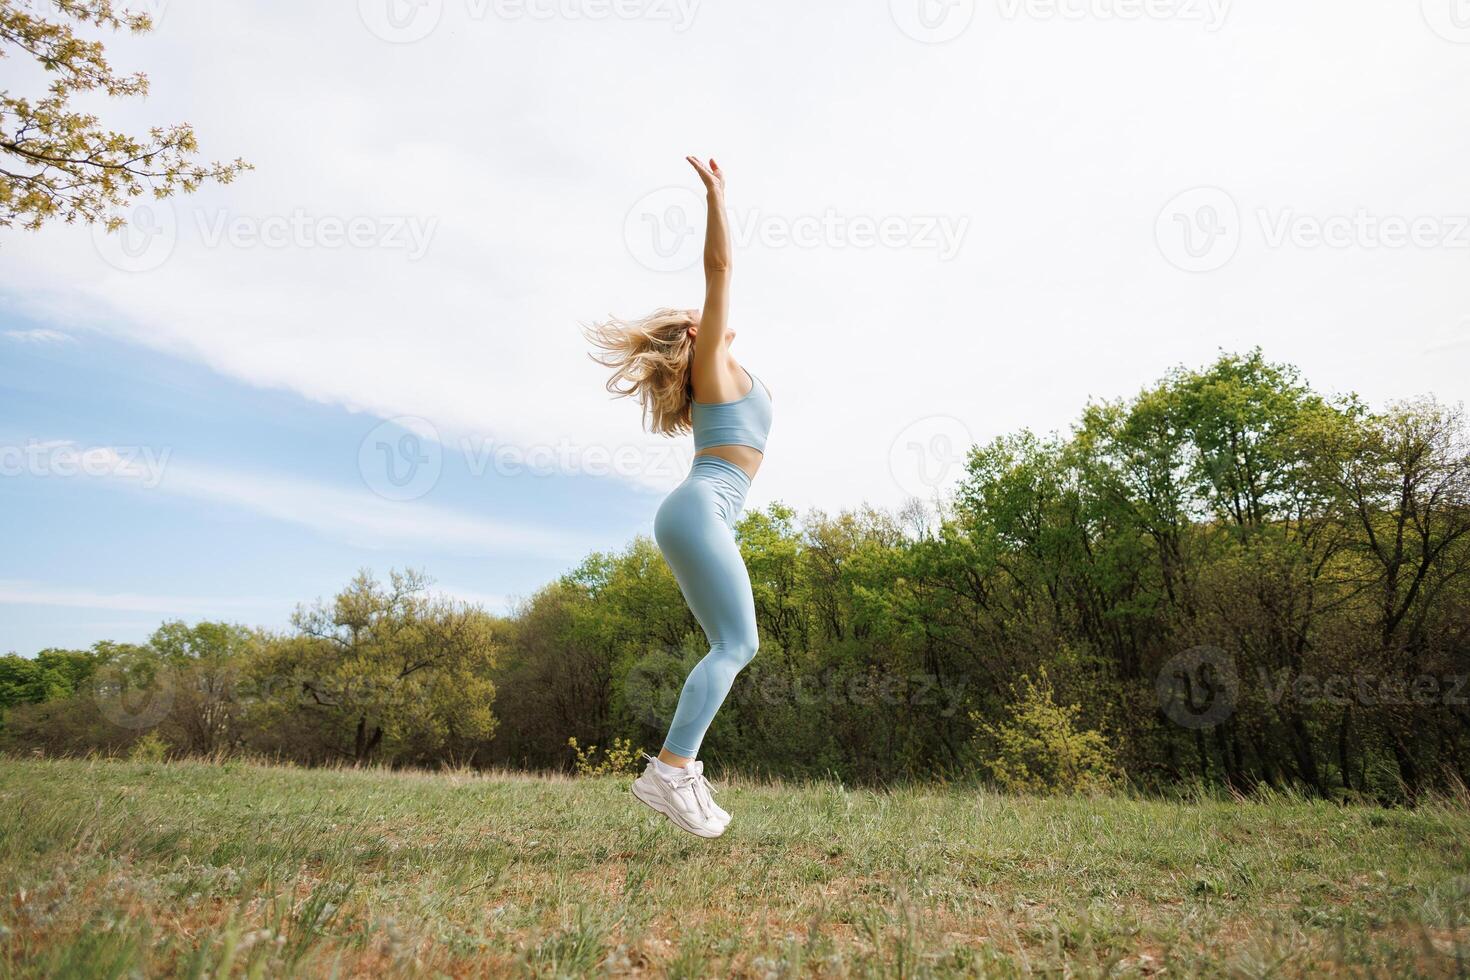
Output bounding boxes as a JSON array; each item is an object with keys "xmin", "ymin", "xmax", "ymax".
[{"xmin": 630, "ymin": 779, "xmax": 725, "ymax": 838}]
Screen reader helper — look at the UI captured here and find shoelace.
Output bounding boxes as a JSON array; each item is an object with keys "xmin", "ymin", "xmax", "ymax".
[
  {"xmin": 645, "ymin": 754, "xmax": 717, "ymax": 820},
  {"xmin": 690, "ymin": 771, "xmax": 718, "ymax": 816},
  {"xmin": 668, "ymin": 769, "xmax": 713, "ymax": 819}
]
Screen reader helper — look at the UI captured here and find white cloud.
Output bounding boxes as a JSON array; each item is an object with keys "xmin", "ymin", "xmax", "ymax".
[
  {"xmin": 0, "ymin": 581, "xmax": 276, "ymax": 615},
  {"xmin": 3, "ymin": 436, "xmax": 584, "ymax": 561},
  {"xmin": 0, "ymin": 579, "xmax": 515, "ymax": 618},
  {"xmin": 119, "ymin": 459, "xmax": 584, "ymax": 559},
  {"xmin": 2, "ymin": 0, "xmax": 1466, "ymax": 519},
  {"xmin": 0, "ymin": 440, "xmax": 170, "ymax": 487},
  {"xmin": 3, "ymin": 328, "xmax": 75, "ymax": 344}
]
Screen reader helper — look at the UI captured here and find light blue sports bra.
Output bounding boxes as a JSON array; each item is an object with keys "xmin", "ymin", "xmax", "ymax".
[{"xmin": 691, "ymin": 366, "xmax": 773, "ymax": 454}]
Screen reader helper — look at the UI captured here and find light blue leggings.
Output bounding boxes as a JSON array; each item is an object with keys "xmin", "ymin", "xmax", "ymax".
[{"xmin": 653, "ymin": 455, "xmax": 760, "ymax": 759}]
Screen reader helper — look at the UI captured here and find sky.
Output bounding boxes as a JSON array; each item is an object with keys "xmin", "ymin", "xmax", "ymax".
[{"xmin": 2, "ymin": 0, "xmax": 1468, "ymax": 653}]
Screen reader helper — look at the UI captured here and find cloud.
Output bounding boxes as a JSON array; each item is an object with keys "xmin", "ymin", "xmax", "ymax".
[
  {"xmin": 0, "ymin": 440, "xmax": 170, "ymax": 487},
  {"xmin": 107, "ymin": 458, "xmax": 585, "ymax": 559},
  {"xmin": 0, "ymin": 580, "xmax": 515, "ymax": 617},
  {"xmin": 0, "ymin": 581, "xmax": 276, "ymax": 615},
  {"xmin": 3, "ymin": 328, "xmax": 75, "ymax": 344},
  {"xmin": 5, "ymin": 431, "xmax": 584, "ymax": 559},
  {"xmin": 1, "ymin": 0, "xmax": 1466, "ymax": 519}
]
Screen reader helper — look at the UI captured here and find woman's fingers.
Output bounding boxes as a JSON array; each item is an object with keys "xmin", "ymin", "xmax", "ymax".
[{"xmin": 686, "ymin": 155, "xmax": 723, "ymax": 192}]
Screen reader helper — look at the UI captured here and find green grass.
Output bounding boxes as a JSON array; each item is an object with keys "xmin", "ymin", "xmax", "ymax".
[{"xmin": 1, "ymin": 758, "xmax": 1468, "ymax": 977}]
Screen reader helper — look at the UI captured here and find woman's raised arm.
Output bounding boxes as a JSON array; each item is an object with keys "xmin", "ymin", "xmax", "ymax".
[{"xmin": 687, "ymin": 156, "xmax": 732, "ymax": 384}]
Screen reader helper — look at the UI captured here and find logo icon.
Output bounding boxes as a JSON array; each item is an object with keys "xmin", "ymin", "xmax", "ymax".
[
  {"xmin": 1156, "ymin": 186, "xmax": 1241, "ymax": 273},
  {"xmin": 92, "ymin": 200, "xmax": 178, "ymax": 273},
  {"xmin": 891, "ymin": 0, "xmax": 976, "ymax": 42},
  {"xmin": 358, "ymin": 0, "xmax": 443, "ymax": 43},
  {"xmin": 623, "ymin": 648, "xmax": 695, "ymax": 728},
  {"xmin": 623, "ymin": 186, "xmax": 704, "ymax": 272},
  {"xmin": 1156, "ymin": 645, "xmax": 1239, "ymax": 730},
  {"xmin": 93, "ymin": 662, "xmax": 174, "ymax": 731},
  {"xmin": 889, "ymin": 415, "xmax": 974, "ymax": 500},
  {"xmin": 358, "ymin": 416, "xmax": 443, "ymax": 501},
  {"xmin": 1423, "ymin": 0, "xmax": 1470, "ymax": 42}
]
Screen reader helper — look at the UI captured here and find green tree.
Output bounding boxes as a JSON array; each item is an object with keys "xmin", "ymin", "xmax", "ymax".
[
  {"xmin": 252, "ymin": 570, "xmax": 501, "ymax": 766},
  {"xmin": 0, "ymin": 647, "xmax": 99, "ymax": 709},
  {"xmin": 148, "ymin": 621, "xmax": 259, "ymax": 755}
]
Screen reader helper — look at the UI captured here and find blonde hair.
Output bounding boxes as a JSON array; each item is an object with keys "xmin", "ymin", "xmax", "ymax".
[{"xmin": 584, "ymin": 308, "xmax": 696, "ymax": 436}]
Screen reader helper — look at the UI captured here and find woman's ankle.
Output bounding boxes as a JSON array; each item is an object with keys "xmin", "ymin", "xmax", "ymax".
[{"xmin": 657, "ymin": 748, "xmax": 692, "ymax": 769}]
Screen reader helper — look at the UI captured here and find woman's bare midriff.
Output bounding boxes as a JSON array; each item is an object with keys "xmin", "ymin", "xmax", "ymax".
[{"xmin": 695, "ymin": 445, "xmax": 763, "ymax": 481}]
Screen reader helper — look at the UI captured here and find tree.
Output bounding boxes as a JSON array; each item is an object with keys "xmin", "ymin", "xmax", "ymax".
[
  {"xmin": 0, "ymin": 352, "xmax": 1463, "ymax": 801},
  {"xmin": 252, "ymin": 570, "xmax": 501, "ymax": 766},
  {"xmin": 148, "ymin": 620, "xmax": 259, "ymax": 755},
  {"xmin": 1327, "ymin": 399, "xmax": 1470, "ymax": 794},
  {"xmin": 0, "ymin": 0, "xmax": 249, "ymax": 231},
  {"xmin": 493, "ymin": 540, "xmax": 689, "ymax": 769},
  {"xmin": 3, "ymin": 640, "xmax": 163, "ymax": 755},
  {"xmin": 0, "ymin": 647, "xmax": 99, "ymax": 710}
]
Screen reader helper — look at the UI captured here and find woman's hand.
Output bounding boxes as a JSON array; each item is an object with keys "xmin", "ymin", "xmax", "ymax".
[{"xmin": 686, "ymin": 156, "xmax": 725, "ymax": 199}]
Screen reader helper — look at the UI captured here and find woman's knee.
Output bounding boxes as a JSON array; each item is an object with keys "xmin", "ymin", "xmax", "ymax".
[{"xmin": 718, "ymin": 630, "xmax": 759, "ymax": 670}]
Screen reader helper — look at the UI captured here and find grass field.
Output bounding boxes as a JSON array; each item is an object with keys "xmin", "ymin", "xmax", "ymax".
[{"xmin": 2, "ymin": 759, "xmax": 1469, "ymax": 977}]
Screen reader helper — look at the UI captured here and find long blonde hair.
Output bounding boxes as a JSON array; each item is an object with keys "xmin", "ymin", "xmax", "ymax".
[{"xmin": 584, "ymin": 308, "xmax": 696, "ymax": 436}]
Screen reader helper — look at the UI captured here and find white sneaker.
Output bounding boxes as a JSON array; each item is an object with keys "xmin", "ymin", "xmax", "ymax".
[
  {"xmin": 686, "ymin": 760, "xmax": 731, "ymax": 829},
  {"xmin": 630, "ymin": 755, "xmax": 726, "ymax": 838}
]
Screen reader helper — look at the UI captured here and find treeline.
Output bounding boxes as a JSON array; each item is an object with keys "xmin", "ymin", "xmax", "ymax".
[
  {"xmin": 1, "ymin": 572, "xmax": 500, "ymax": 768},
  {"xmin": 4, "ymin": 351, "xmax": 1467, "ymax": 802}
]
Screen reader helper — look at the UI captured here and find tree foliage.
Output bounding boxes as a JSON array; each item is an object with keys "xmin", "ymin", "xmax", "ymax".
[
  {"xmin": 976, "ymin": 667, "xmax": 1120, "ymax": 795},
  {"xmin": 249, "ymin": 570, "xmax": 502, "ymax": 766},
  {"xmin": 3, "ymin": 353, "xmax": 1467, "ymax": 804},
  {"xmin": 2, "ymin": 571, "xmax": 502, "ymax": 768},
  {"xmin": 0, "ymin": 0, "xmax": 249, "ymax": 231}
]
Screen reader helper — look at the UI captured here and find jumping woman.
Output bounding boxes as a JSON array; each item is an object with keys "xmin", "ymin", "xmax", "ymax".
[{"xmin": 585, "ymin": 156, "xmax": 771, "ymax": 838}]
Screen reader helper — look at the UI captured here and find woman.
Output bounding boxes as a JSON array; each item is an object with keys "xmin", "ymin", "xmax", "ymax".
[{"xmin": 585, "ymin": 157, "xmax": 771, "ymax": 839}]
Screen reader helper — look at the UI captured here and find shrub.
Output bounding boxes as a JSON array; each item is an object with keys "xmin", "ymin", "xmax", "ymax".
[
  {"xmin": 128, "ymin": 731, "xmax": 171, "ymax": 763},
  {"xmin": 975, "ymin": 668, "xmax": 1119, "ymax": 794},
  {"xmin": 567, "ymin": 736, "xmax": 643, "ymax": 777}
]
